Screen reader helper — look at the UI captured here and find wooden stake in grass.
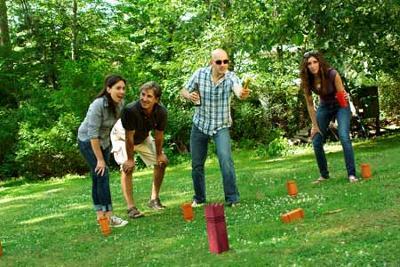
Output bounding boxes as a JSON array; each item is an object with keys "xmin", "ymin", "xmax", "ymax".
[
  {"xmin": 323, "ymin": 208, "xmax": 345, "ymax": 215},
  {"xmin": 0, "ymin": 240, "xmax": 3, "ymax": 256},
  {"xmin": 286, "ymin": 180, "xmax": 298, "ymax": 197}
]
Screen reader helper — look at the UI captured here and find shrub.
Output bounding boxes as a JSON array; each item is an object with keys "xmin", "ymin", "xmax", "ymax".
[
  {"xmin": 15, "ymin": 113, "xmax": 86, "ymax": 179},
  {"xmin": 0, "ymin": 108, "xmax": 19, "ymax": 179},
  {"xmin": 378, "ymin": 72, "xmax": 400, "ymax": 118},
  {"xmin": 267, "ymin": 136, "xmax": 289, "ymax": 157},
  {"xmin": 231, "ymin": 101, "xmax": 272, "ymax": 142}
]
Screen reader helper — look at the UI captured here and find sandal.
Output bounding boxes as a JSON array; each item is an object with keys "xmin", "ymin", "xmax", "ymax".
[
  {"xmin": 348, "ymin": 175, "xmax": 358, "ymax": 183},
  {"xmin": 312, "ymin": 176, "xmax": 329, "ymax": 184},
  {"xmin": 127, "ymin": 207, "xmax": 144, "ymax": 219}
]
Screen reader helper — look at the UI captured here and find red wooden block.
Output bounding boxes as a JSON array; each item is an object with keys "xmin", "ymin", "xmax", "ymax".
[{"xmin": 205, "ymin": 203, "xmax": 229, "ymax": 254}]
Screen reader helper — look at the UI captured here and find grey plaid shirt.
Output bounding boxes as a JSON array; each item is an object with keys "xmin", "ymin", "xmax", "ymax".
[{"xmin": 185, "ymin": 66, "xmax": 241, "ymax": 136}]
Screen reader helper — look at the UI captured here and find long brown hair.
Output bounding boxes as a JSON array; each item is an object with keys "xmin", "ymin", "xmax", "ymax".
[
  {"xmin": 96, "ymin": 75, "xmax": 126, "ymax": 117},
  {"xmin": 300, "ymin": 51, "xmax": 331, "ymax": 96}
]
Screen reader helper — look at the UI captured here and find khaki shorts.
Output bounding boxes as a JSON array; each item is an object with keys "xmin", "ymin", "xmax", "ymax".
[{"xmin": 111, "ymin": 120, "xmax": 157, "ymax": 167}]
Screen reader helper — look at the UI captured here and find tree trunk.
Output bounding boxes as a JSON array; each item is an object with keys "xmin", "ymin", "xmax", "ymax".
[
  {"xmin": 0, "ymin": 0, "xmax": 10, "ymax": 50},
  {"xmin": 0, "ymin": 0, "xmax": 16, "ymax": 107},
  {"xmin": 71, "ymin": 0, "xmax": 78, "ymax": 60}
]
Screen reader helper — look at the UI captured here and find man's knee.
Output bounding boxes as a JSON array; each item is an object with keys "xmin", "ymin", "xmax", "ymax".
[{"xmin": 157, "ymin": 161, "xmax": 168, "ymax": 170}]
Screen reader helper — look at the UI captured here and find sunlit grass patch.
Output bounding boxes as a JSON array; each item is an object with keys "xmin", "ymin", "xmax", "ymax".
[{"xmin": 0, "ymin": 134, "xmax": 399, "ymax": 265}]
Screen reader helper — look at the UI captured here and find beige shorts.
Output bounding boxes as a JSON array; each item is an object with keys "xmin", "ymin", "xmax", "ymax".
[{"xmin": 111, "ymin": 120, "xmax": 157, "ymax": 167}]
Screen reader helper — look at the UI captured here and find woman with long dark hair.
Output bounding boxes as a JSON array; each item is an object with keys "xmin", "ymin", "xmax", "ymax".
[
  {"xmin": 300, "ymin": 52, "xmax": 358, "ymax": 183},
  {"xmin": 78, "ymin": 74, "xmax": 128, "ymax": 227}
]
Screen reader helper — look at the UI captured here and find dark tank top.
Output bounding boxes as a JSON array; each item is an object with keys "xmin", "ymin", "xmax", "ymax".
[{"xmin": 311, "ymin": 68, "xmax": 337, "ymax": 104}]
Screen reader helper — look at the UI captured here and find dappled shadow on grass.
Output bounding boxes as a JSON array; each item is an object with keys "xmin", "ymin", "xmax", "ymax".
[
  {"xmin": 291, "ymin": 207, "xmax": 400, "ymax": 264},
  {"xmin": 353, "ymin": 134, "xmax": 400, "ymax": 151},
  {"xmin": 1, "ymin": 134, "xmax": 399, "ymax": 265},
  {"xmin": 0, "ymin": 178, "xmax": 29, "ymax": 188}
]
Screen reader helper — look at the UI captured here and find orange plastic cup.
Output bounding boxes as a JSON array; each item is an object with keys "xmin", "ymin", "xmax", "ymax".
[
  {"xmin": 336, "ymin": 91, "xmax": 348, "ymax": 108},
  {"xmin": 286, "ymin": 180, "xmax": 298, "ymax": 197},
  {"xmin": 361, "ymin": 163, "xmax": 372, "ymax": 179},
  {"xmin": 181, "ymin": 203, "xmax": 194, "ymax": 221},
  {"xmin": 98, "ymin": 216, "xmax": 111, "ymax": 236}
]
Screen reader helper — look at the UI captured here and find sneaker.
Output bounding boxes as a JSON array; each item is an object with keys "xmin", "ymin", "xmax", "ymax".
[
  {"xmin": 148, "ymin": 198, "xmax": 166, "ymax": 210},
  {"xmin": 226, "ymin": 202, "xmax": 239, "ymax": 208},
  {"xmin": 348, "ymin": 175, "xmax": 358, "ymax": 183},
  {"xmin": 191, "ymin": 199, "xmax": 204, "ymax": 208},
  {"xmin": 312, "ymin": 176, "xmax": 329, "ymax": 184},
  {"xmin": 110, "ymin": 215, "xmax": 128, "ymax": 228},
  {"xmin": 127, "ymin": 207, "xmax": 144, "ymax": 219}
]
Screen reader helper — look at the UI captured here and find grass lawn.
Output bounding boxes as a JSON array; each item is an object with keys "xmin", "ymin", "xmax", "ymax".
[{"xmin": 1, "ymin": 134, "xmax": 399, "ymax": 266}]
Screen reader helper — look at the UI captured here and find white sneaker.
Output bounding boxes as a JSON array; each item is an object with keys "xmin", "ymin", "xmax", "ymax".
[
  {"xmin": 110, "ymin": 215, "xmax": 128, "ymax": 228},
  {"xmin": 191, "ymin": 200, "xmax": 204, "ymax": 208}
]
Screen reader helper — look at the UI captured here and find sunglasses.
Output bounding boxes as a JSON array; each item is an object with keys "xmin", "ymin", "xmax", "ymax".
[
  {"xmin": 303, "ymin": 51, "xmax": 318, "ymax": 58},
  {"xmin": 215, "ymin": 59, "xmax": 229, "ymax": 65}
]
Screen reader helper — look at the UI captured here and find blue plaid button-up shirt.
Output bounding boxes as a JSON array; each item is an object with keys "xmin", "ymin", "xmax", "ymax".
[{"xmin": 185, "ymin": 66, "xmax": 241, "ymax": 136}]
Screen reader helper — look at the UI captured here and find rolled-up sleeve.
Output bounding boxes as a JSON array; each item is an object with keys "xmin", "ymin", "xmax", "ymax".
[
  {"xmin": 230, "ymin": 74, "xmax": 242, "ymax": 98},
  {"xmin": 185, "ymin": 69, "xmax": 200, "ymax": 92},
  {"xmin": 86, "ymin": 99, "xmax": 103, "ymax": 139}
]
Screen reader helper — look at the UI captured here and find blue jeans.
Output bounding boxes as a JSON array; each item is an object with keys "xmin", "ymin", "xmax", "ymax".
[
  {"xmin": 190, "ymin": 125, "xmax": 239, "ymax": 203},
  {"xmin": 312, "ymin": 103, "xmax": 356, "ymax": 178},
  {"xmin": 78, "ymin": 140, "xmax": 113, "ymax": 211}
]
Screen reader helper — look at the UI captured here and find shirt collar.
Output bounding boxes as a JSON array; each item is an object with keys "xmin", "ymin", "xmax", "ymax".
[
  {"xmin": 102, "ymin": 95, "xmax": 109, "ymax": 107},
  {"xmin": 136, "ymin": 101, "xmax": 158, "ymax": 115},
  {"xmin": 103, "ymin": 95, "xmax": 124, "ymax": 110},
  {"xmin": 207, "ymin": 66, "xmax": 232, "ymax": 81}
]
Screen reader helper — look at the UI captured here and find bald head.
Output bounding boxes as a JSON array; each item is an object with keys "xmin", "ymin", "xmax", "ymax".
[
  {"xmin": 210, "ymin": 48, "xmax": 229, "ymax": 77},
  {"xmin": 211, "ymin": 49, "xmax": 228, "ymax": 60}
]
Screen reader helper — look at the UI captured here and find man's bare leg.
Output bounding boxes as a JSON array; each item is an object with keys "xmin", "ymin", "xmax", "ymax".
[
  {"xmin": 151, "ymin": 164, "xmax": 166, "ymax": 199},
  {"xmin": 121, "ymin": 170, "xmax": 136, "ymax": 209}
]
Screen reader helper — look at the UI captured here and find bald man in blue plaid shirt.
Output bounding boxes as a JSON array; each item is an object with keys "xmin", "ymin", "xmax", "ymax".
[{"xmin": 181, "ymin": 48, "xmax": 250, "ymax": 207}]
